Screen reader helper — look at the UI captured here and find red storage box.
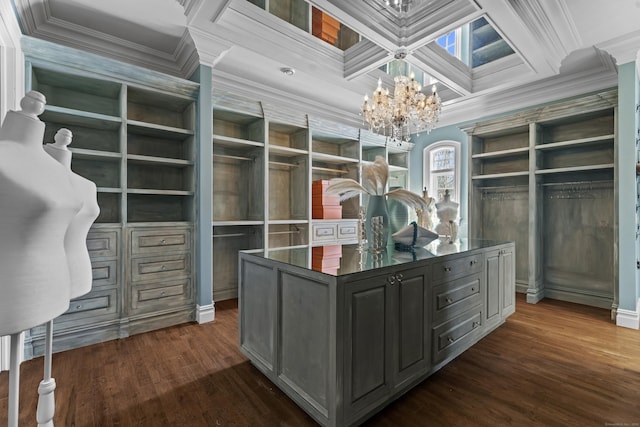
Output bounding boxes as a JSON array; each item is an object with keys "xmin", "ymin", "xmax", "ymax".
[
  {"xmin": 312, "ymin": 245, "xmax": 343, "ymax": 258},
  {"xmin": 312, "ymin": 256, "xmax": 341, "ymax": 269},
  {"xmin": 312, "ymin": 180, "xmax": 332, "ymax": 197},
  {"xmin": 312, "ymin": 194, "xmax": 341, "ymax": 206},
  {"xmin": 312, "ymin": 205, "xmax": 342, "ymax": 219}
]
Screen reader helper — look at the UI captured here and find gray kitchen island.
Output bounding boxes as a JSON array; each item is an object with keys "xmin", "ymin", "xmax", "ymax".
[{"xmin": 238, "ymin": 239, "xmax": 515, "ymax": 426}]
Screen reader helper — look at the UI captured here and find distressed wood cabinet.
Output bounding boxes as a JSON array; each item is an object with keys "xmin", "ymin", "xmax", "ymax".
[{"xmin": 239, "ymin": 239, "xmax": 515, "ymax": 427}]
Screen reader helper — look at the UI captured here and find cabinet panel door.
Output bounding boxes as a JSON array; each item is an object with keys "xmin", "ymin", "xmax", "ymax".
[
  {"xmin": 485, "ymin": 249, "xmax": 502, "ymax": 328},
  {"xmin": 501, "ymin": 247, "xmax": 516, "ymax": 316},
  {"xmin": 343, "ymin": 277, "xmax": 391, "ymax": 423},
  {"xmin": 394, "ymin": 267, "xmax": 430, "ymax": 388}
]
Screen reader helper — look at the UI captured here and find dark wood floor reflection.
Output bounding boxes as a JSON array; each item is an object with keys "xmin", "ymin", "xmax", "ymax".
[{"xmin": 1, "ymin": 294, "xmax": 639, "ymax": 426}]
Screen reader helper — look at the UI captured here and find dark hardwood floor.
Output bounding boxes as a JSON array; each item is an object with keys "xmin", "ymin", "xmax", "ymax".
[{"xmin": 1, "ymin": 294, "xmax": 639, "ymax": 426}]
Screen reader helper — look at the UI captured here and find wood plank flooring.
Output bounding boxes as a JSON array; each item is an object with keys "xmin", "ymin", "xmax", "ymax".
[{"xmin": 1, "ymin": 294, "xmax": 639, "ymax": 426}]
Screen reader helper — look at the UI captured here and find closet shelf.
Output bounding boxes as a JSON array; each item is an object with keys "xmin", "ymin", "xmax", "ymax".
[
  {"xmin": 535, "ymin": 164, "xmax": 614, "ymax": 175},
  {"xmin": 213, "ymin": 134, "xmax": 264, "ymax": 148},
  {"xmin": 472, "ymin": 171, "xmax": 529, "ymax": 180},
  {"xmin": 127, "ymin": 120, "xmax": 193, "ymax": 137},
  {"xmin": 43, "ymin": 105, "xmax": 121, "ymax": 127},
  {"xmin": 472, "ymin": 146, "xmax": 529, "ymax": 159},
  {"xmin": 127, "ymin": 154, "xmax": 193, "ymax": 166},
  {"xmin": 269, "ymin": 145, "xmax": 308, "ymax": 156},
  {"xmin": 127, "ymin": 189, "xmax": 194, "ymax": 196},
  {"xmin": 535, "ymin": 134, "xmax": 615, "ymax": 151},
  {"xmin": 70, "ymin": 148, "xmax": 122, "ymax": 159},
  {"xmin": 212, "ymin": 220, "xmax": 264, "ymax": 226},
  {"xmin": 311, "ymin": 152, "xmax": 359, "ymax": 164}
]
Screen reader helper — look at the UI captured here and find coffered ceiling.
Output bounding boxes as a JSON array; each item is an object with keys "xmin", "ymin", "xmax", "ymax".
[{"xmin": 11, "ymin": 0, "xmax": 640, "ymax": 128}]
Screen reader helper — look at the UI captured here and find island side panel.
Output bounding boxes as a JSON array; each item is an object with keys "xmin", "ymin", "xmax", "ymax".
[{"xmin": 239, "ymin": 255, "xmax": 277, "ymax": 372}]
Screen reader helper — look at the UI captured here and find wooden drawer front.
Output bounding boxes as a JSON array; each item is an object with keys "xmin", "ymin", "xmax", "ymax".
[
  {"xmin": 131, "ymin": 253, "xmax": 191, "ymax": 282},
  {"xmin": 57, "ymin": 288, "xmax": 119, "ymax": 324},
  {"xmin": 432, "ymin": 253, "xmax": 483, "ymax": 283},
  {"xmin": 91, "ymin": 259, "xmax": 118, "ymax": 288},
  {"xmin": 312, "ymin": 223, "xmax": 337, "ymax": 242},
  {"xmin": 131, "ymin": 228, "xmax": 191, "ymax": 255},
  {"xmin": 130, "ymin": 278, "xmax": 192, "ymax": 313},
  {"xmin": 433, "ymin": 274, "xmax": 481, "ymax": 323},
  {"xmin": 86, "ymin": 230, "xmax": 118, "ymax": 259},
  {"xmin": 433, "ymin": 308, "xmax": 482, "ymax": 364},
  {"xmin": 337, "ymin": 221, "xmax": 357, "ymax": 240}
]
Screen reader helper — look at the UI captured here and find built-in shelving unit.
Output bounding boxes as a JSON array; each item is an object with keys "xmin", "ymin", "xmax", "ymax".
[
  {"xmin": 24, "ymin": 39, "xmax": 199, "ymax": 356},
  {"xmin": 211, "ymin": 100, "xmax": 412, "ymax": 301},
  {"xmin": 465, "ymin": 89, "xmax": 617, "ymax": 310}
]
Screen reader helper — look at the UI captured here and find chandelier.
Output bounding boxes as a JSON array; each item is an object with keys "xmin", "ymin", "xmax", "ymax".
[{"xmin": 361, "ymin": 54, "xmax": 442, "ymax": 144}]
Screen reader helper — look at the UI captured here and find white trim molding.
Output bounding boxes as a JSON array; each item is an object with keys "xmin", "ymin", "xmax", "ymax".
[
  {"xmin": 616, "ymin": 299, "xmax": 640, "ymax": 330},
  {"xmin": 196, "ymin": 303, "xmax": 215, "ymax": 324}
]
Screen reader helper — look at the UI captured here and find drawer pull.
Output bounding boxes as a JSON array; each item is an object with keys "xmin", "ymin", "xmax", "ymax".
[
  {"xmin": 76, "ymin": 305, "xmax": 82, "ymax": 310},
  {"xmin": 160, "ymin": 291, "xmax": 166, "ymax": 296},
  {"xmin": 396, "ymin": 273, "xmax": 403, "ymax": 281},
  {"xmin": 447, "ymin": 336, "xmax": 454, "ymax": 343},
  {"xmin": 443, "ymin": 266, "xmax": 452, "ymax": 272},
  {"xmin": 161, "ymin": 265, "xmax": 167, "ymax": 271},
  {"xmin": 445, "ymin": 297, "xmax": 453, "ymax": 304},
  {"xmin": 160, "ymin": 239, "xmax": 166, "ymax": 245},
  {"xmin": 473, "ymin": 321, "xmax": 481, "ymax": 328},
  {"xmin": 470, "ymin": 260, "xmax": 477, "ymax": 266},
  {"xmin": 471, "ymin": 287, "xmax": 475, "ymax": 292}
]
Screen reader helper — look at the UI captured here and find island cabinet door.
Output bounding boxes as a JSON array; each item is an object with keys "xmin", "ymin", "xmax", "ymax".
[
  {"xmin": 391, "ymin": 266, "xmax": 431, "ymax": 390},
  {"xmin": 342, "ymin": 275, "xmax": 393, "ymax": 424},
  {"xmin": 484, "ymin": 248, "xmax": 503, "ymax": 330},
  {"xmin": 342, "ymin": 266, "xmax": 430, "ymax": 424}
]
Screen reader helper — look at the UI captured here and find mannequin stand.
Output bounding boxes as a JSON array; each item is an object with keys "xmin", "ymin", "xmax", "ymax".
[
  {"xmin": 8, "ymin": 333, "xmax": 20, "ymax": 427},
  {"xmin": 36, "ymin": 320, "xmax": 56, "ymax": 427}
]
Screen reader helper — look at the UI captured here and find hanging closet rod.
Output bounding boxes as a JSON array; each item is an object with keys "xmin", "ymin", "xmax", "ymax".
[
  {"xmin": 312, "ymin": 166, "xmax": 348, "ymax": 175},
  {"xmin": 269, "ymin": 161, "xmax": 298, "ymax": 168},
  {"xmin": 213, "ymin": 232, "xmax": 250, "ymax": 238},
  {"xmin": 213, "ymin": 153, "xmax": 253, "ymax": 162},
  {"xmin": 268, "ymin": 230, "xmax": 300, "ymax": 235}
]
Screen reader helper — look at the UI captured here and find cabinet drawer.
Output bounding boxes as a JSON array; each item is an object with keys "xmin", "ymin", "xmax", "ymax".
[
  {"xmin": 131, "ymin": 253, "xmax": 191, "ymax": 282},
  {"xmin": 91, "ymin": 259, "xmax": 118, "ymax": 288},
  {"xmin": 337, "ymin": 221, "xmax": 358, "ymax": 240},
  {"xmin": 131, "ymin": 228, "xmax": 191, "ymax": 255},
  {"xmin": 57, "ymin": 288, "xmax": 119, "ymax": 324},
  {"xmin": 432, "ymin": 253, "xmax": 483, "ymax": 283},
  {"xmin": 86, "ymin": 230, "xmax": 119, "ymax": 259},
  {"xmin": 130, "ymin": 278, "xmax": 192, "ymax": 314},
  {"xmin": 433, "ymin": 274, "xmax": 481, "ymax": 323},
  {"xmin": 432, "ymin": 307, "xmax": 483, "ymax": 364},
  {"xmin": 312, "ymin": 222, "xmax": 337, "ymax": 242}
]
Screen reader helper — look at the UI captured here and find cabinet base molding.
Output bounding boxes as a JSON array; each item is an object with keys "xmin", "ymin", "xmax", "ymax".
[
  {"xmin": 30, "ymin": 321, "xmax": 122, "ymax": 357},
  {"xmin": 544, "ymin": 287, "xmax": 613, "ymax": 310},
  {"xmin": 526, "ymin": 287, "xmax": 545, "ymax": 304},
  {"xmin": 127, "ymin": 307, "xmax": 195, "ymax": 336},
  {"xmin": 196, "ymin": 303, "xmax": 215, "ymax": 324},
  {"xmin": 615, "ymin": 299, "xmax": 640, "ymax": 329},
  {"xmin": 515, "ymin": 281, "xmax": 528, "ymax": 295}
]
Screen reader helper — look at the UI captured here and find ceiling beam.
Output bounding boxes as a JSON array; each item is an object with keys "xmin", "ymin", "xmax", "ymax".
[
  {"xmin": 344, "ymin": 39, "xmax": 390, "ymax": 80},
  {"xmin": 410, "ymin": 43, "xmax": 472, "ymax": 95}
]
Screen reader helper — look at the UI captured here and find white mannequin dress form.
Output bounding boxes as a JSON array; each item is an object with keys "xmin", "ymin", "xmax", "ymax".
[
  {"xmin": 44, "ymin": 128, "xmax": 100, "ymax": 299},
  {"xmin": 416, "ymin": 188, "xmax": 436, "ymax": 230},
  {"xmin": 435, "ymin": 189, "xmax": 459, "ymax": 240},
  {"xmin": 0, "ymin": 91, "xmax": 81, "ymax": 335},
  {"xmin": 0, "ymin": 91, "xmax": 81, "ymax": 427},
  {"xmin": 36, "ymin": 128, "xmax": 99, "ymax": 427}
]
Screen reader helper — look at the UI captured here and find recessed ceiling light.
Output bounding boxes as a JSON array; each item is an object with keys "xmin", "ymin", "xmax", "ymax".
[{"xmin": 280, "ymin": 67, "xmax": 295, "ymax": 76}]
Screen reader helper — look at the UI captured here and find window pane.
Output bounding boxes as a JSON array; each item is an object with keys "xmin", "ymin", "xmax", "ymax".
[
  {"xmin": 431, "ymin": 148, "xmax": 455, "ymax": 171},
  {"xmin": 435, "ymin": 173, "xmax": 455, "ymax": 201}
]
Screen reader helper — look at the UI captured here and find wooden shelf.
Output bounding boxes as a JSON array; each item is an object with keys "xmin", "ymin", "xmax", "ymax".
[
  {"xmin": 127, "ymin": 154, "xmax": 193, "ymax": 166},
  {"xmin": 127, "ymin": 189, "xmax": 194, "ymax": 196},
  {"xmin": 127, "ymin": 120, "xmax": 193, "ymax": 137},
  {"xmin": 472, "ymin": 171, "xmax": 529, "ymax": 180},
  {"xmin": 472, "ymin": 147, "xmax": 529, "ymax": 159},
  {"xmin": 70, "ymin": 148, "xmax": 122, "ymax": 159},
  {"xmin": 42, "ymin": 106, "xmax": 122, "ymax": 128},
  {"xmin": 213, "ymin": 134, "xmax": 264, "ymax": 148},
  {"xmin": 311, "ymin": 152, "xmax": 358, "ymax": 164},
  {"xmin": 269, "ymin": 145, "xmax": 308, "ymax": 156},
  {"xmin": 212, "ymin": 220, "xmax": 264, "ymax": 227},
  {"xmin": 535, "ymin": 134, "xmax": 614, "ymax": 151},
  {"xmin": 535, "ymin": 164, "xmax": 614, "ymax": 175}
]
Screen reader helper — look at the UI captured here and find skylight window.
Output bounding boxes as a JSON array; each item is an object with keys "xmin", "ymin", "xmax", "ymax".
[{"xmin": 432, "ymin": 17, "xmax": 515, "ymax": 68}]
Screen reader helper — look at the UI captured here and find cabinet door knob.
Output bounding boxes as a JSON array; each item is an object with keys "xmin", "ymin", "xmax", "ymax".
[
  {"xmin": 396, "ymin": 273, "xmax": 404, "ymax": 281},
  {"xmin": 388, "ymin": 275, "xmax": 396, "ymax": 285}
]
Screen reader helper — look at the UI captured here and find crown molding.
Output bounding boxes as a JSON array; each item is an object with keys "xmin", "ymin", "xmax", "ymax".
[
  {"xmin": 597, "ymin": 29, "xmax": 640, "ymax": 66},
  {"xmin": 440, "ymin": 62, "xmax": 618, "ymax": 128},
  {"xmin": 344, "ymin": 39, "xmax": 390, "ymax": 80}
]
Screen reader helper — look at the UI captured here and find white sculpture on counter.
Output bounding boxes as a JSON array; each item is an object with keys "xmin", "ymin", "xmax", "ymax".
[{"xmin": 435, "ymin": 189, "xmax": 459, "ymax": 242}]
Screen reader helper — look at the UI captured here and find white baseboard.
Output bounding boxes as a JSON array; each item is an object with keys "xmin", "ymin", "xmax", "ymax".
[
  {"xmin": 0, "ymin": 335, "xmax": 9, "ymax": 372},
  {"xmin": 196, "ymin": 304, "xmax": 215, "ymax": 324},
  {"xmin": 616, "ymin": 298, "xmax": 640, "ymax": 329}
]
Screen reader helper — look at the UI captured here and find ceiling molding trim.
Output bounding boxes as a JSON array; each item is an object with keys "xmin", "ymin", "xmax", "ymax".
[
  {"xmin": 411, "ymin": 43, "xmax": 472, "ymax": 95},
  {"xmin": 12, "ymin": 0, "xmax": 45, "ymax": 35},
  {"xmin": 187, "ymin": 26, "xmax": 233, "ymax": 68},
  {"xmin": 403, "ymin": 1, "xmax": 481, "ymax": 48},
  {"xmin": 212, "ymin": 69, "xmax": 362, "ymax": 129},
  {"xmin": 439, "ymin": 65, "xmax": 618, "ymax": 128},
  {"xmin": 596, "ymin": 30, "xmax": 640, "ymax": 66},
  {"xmin": 0, "ymin": 0, "xmax": 24, "ymax": 48},
  {"xmin": 344, "ymin": 39, "xmax": 390, "ymax": 80},
  {"xmin": 471, "ymin": 54, "xmax": 530, "ymax": 93}
]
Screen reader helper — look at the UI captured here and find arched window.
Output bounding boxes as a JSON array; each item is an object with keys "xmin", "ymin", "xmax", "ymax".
[{"xmin": 423, "ymin": 141, "xmax": 461, "ymax": 203}]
